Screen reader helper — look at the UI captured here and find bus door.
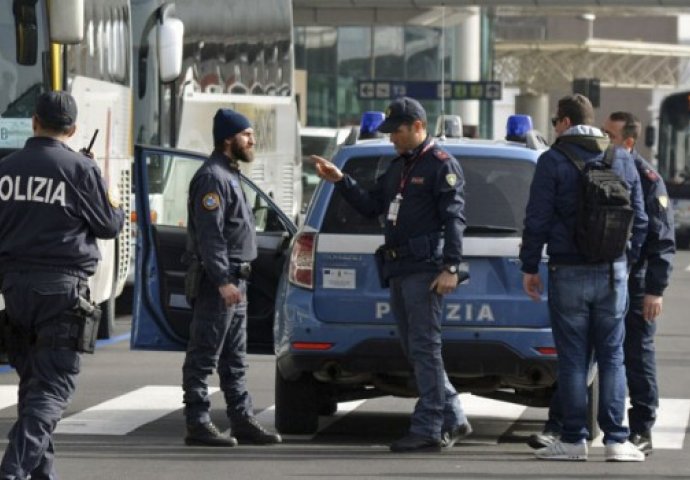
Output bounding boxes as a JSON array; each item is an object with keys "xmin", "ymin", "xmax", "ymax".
[{"xmin": 131, "ymin": 145, "xmax": 296, "ymax": 353}]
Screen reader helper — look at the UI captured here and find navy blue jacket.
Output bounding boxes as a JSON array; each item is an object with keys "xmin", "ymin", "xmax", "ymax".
[
  {"xmin": 336, "ymin": 135, "xmax": 466, "ymax": 278},
  {"xmin": 0, "ymin": 137, "xmax": 124, "ymax": 277},
  {"xmin": 187, "ymin": 151, "xmax": 257, "ymax": 287},
  {"xmin": 520, "ymin": 130, "xmax": 648, "ymax": 274},
  {"xmin": 630, "ymin": 151, "xmax": 675, "ymax": 296}
]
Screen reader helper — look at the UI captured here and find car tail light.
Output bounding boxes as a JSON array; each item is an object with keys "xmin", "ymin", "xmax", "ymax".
[
  {"xmin": 292, "ymin": 341, "xmax": 334, "ymax": 351},
  {"xmin": 288, "ymin": 232, "xmax": 316, "ymax": 289},
  {"xmin": 535, "ymin": 346, "xmax": 557, "ymax": 356}
]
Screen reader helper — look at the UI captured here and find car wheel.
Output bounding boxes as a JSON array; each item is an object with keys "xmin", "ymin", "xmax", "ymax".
[
  {"xmin": 587, "ymin": 373, "xmax": 600, "ymax": 440},
  {"xmin": 275, "ymin": 366, "xmax": 320, "ymax": 434},
  {"xmin": 97, "ymin": 295, "xmax": 116, "ymax": 339}
]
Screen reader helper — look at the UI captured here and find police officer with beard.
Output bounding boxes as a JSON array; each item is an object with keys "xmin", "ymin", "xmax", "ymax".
[
  {"xmin": 0, "ymin": 91, "xmax": 124, "ymax": 480},
  {"xmin": 182, "ymin": 109, "xmax": 281, "ymax": 447},
  {"xmin": 313, "ymin": 97, "xmax": 472, "ymax": 453}
]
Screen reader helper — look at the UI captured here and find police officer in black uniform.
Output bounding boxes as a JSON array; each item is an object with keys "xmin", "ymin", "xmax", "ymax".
[
  {"xmin": 0, "ymin": 91, "xmax": 124, "ymax": 480},
  {"xmin": 313, "ymin": 97, "xmax": 472, "ymax": 453},
  {"xmin": 182, "ymin": 109, "xmax": 281, "ymax": 447},
  {"xmin": 604, "ymin": 111, "xmax": 675, "ymax": 454}
]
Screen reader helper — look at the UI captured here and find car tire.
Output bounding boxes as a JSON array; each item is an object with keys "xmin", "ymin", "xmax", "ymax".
[
  {"xmin": 587, "ymin": 373, "xmax": 600, "ymax": 440},
  {"xmin": 97, "ymin": 295, "xmax": 116, "ymax": 340},
  {"xmin": 275, "ymin": 367, "xmax": 320, "ymax": 434}
]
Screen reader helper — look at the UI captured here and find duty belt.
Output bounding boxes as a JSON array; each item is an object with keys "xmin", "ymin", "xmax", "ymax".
[{"xmin": 382, "ymin": 245, "xmax": 411, "ymax": 261}]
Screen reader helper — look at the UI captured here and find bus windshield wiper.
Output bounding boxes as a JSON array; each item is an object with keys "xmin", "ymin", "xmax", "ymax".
[{"xmin": 465, "ymin": 225, "xmax": 518, "ymax": 234}]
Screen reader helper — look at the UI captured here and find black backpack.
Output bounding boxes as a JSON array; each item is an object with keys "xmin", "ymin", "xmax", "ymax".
[{"xmin": 553, "ymin": 143, "xmax": 634, "ymax": 263}]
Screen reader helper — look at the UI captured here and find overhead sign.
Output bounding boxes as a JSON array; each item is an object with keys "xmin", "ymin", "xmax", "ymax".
[{"xmin": 357, "ymin": 80, "xmax": 502, "ymax": 101}]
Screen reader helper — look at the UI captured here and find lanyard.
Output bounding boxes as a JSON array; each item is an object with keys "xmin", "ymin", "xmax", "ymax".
[{"xmin": 398, "ymin": 140, "xmax": 434, "ymax": 194}]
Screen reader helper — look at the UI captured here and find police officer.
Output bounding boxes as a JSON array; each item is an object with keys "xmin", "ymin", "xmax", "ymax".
[
  {"xmin": 182, "ymin": 109, "xmax": 281, "ymax": 446},
  {"xmin": 0, "ymin": 91, "xmax": 124, "ymax": 480},
  {"xmin": 313, "ymin": 97, "xmax": 472, "ymax": 453},
  {"xmin": 604, "ymin": 111, "xmax": 675, "ymax": 454}
]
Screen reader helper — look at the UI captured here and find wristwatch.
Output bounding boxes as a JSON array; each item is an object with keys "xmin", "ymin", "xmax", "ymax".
[{"xmin": 444, "ymin": 264, "xmax": 459, "ymax": 275}]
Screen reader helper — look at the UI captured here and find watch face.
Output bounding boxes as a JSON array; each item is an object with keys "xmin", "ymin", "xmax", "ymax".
[{"xmin": 446, "ymin": 265, "xmax": 458, "ymax": 273}]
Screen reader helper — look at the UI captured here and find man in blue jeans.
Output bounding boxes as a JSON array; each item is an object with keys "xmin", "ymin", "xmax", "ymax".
[
  {"xmin": 519, "ymin": 95, "xmax": 648, "ymax": 462},
  {"xmin": 528, "ymin": 111, "xmax": 675, "ymax": 456}
]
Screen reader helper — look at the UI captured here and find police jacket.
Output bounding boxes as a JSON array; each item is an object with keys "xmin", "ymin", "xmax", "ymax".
[
  {"xmin": 519, "ymin": 126, "xmax": 648, "ymax": 274},
  {"xmin": 0, "ymin": 137, "xmax": 124, "ymax": 277},
  {"xmin": 186, "ymin": 151, "xmax": 257, "ymax": 287},
  {"xmin": 335, "ymin": 135, "xmax": 466, "ymax": 278},
  {"xmin": 631, "ymin": 151, "xmax": 675, "ymax": 296}
]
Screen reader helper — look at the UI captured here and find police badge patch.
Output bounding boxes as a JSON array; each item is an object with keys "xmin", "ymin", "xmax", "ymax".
[
  {"xmin": 445, "ymin": 173, "xmax": 457, "ymax": 186},
  {"xmin": 202, "ymin": 192, "xmax": 221, "ymax": 210},
  {"xmin": 107, "ymin": 186, "xmax": 121, "ymax": 208},
  {"xmin": 658, "ymin": 195, "xmax": 669, "ymax": 209}
]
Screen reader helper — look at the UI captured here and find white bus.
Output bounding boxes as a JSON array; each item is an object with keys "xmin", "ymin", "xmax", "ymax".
[
  {"xmin": 0, "ymin": 0, "xmax": 138, "ymax": 337},
  {"xmin": 131, "ymin": 0, "xmax": 301, "ymax": 225}
]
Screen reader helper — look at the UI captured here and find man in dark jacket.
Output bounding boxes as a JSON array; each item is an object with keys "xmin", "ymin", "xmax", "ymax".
[
  {"xmin": 312, "ymin": 97, "xmax": 471, "ymax": 453},
  {"xmin": 182, "ymin": 108, "xmax": 281, "ymax": 447},
  {"xmin": 519, "ymin": 94, "xmax": 647, "ymax": 462},
  {"xmin": 0, "ymin": 91, "xmax": 124, "ymax": 480}
]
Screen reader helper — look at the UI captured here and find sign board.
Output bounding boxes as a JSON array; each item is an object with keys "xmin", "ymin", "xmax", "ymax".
[{"xmin": 357, "ymin": 80, "xmax": 502, "ymax": 101}]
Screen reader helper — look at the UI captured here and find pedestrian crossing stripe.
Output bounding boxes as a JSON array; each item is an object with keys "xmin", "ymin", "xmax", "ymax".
[
  {"xmin": 0, "ymin": 386, "xmax": 688, "ymax": 449},
  {"xmin": 55, "ymin": 386, "xmax": 218, "ymax": 435}
]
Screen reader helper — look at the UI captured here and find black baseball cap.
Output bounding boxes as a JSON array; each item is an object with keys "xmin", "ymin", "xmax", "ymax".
[
  {"xmin": 377, "ymin": 97, "xmax": 427, "ymax": 133},
  {"xmin": 35, "ymin": 91, "xmax": 78, "ymax": 129}
]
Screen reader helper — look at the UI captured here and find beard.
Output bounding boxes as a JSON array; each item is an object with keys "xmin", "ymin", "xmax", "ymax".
[{"xmin": 231, "ymin": 138, "xmax": 255, "ymax": 163}]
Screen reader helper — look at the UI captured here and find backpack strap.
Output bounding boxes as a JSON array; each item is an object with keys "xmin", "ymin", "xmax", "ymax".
[
  {"xmin": 552, "ymin": 143, "xmax": 585, "ymax": 172},
  {"xmin": 601, "ymin": 144, "xmax": 616, "ymax": 168}
]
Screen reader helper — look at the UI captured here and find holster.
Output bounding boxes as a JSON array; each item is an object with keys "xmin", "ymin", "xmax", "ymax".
[
  {"xmin": 374, "ymin": 246, "xmax": 390, "ymax": 289},
  {"xmin": 37, "ymin": 297, "xmax": 101, "ymax": 354},
  {"xmin": 184, "ymin": 259, "xmax": 204, "ymax": 305}
]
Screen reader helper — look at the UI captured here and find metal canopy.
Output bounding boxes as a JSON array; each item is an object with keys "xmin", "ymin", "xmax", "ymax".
[{"xmin": 494, "ymin": 39, "xmax": 690, "ymax": 91}]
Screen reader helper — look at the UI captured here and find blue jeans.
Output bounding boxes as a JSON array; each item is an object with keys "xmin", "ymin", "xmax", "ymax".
[
  {"xmin": 182, "ymin": 277, "xmax": 253, "ymax": 425},
  {"xmin": 389, "ymin": 271, "xmax": 467, "ymax": 439},
  {"xmin": 547, "ymin": 262, "xmax": 629, "ymax": 444},
  {"xmin": 625, "ymin": 269, "xmax": 658, "ymax": 435}
]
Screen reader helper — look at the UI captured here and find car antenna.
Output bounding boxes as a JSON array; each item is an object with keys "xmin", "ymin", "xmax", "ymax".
[{"xmin": 439, "ymin": 3, "xmax": 447, "ymax": 141}]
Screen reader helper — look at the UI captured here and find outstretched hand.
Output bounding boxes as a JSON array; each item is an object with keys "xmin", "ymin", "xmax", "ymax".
[{"xmin": 311, "ymin": 155, "xmax": 344, "ymax": 183}]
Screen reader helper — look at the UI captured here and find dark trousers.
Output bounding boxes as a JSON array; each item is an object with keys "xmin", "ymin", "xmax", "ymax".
[
  {"xmin": 624, "ymin": 271, "xmax": 658, "ymax": 435},
  {"xmin": 182, "ymin": 277, "xmax": 253, "ymax": 425},
  {"xmin": 0, "ymin": 272, "xmax": 83, "ymax": 480}
]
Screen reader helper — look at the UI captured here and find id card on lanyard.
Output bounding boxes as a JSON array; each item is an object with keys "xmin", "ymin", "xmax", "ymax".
[{"xmin": 387, "ymin": 140, "xmax": 434, "ymax": 225}]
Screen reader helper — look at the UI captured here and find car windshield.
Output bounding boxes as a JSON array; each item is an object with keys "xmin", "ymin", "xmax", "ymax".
[{"xmin": 321, "ymin": 154, "xmax": 535, "ymax": 236}]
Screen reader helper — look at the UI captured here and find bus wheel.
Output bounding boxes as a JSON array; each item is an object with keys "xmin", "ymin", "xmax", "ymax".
[{"xmin": 97, "ymin": 295, "xmax": 116, "ymax": 339}]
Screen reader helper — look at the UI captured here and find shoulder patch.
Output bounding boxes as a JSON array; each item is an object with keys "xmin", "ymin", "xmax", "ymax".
[
  {"xmin": 445, "ymin": 173, "xmax": 457, "ymax": 187},
  {"xmin": 644, "ymin": 168, "xmax": 659, "ymax": 182},
  {"xmin": 433, "ymin": 148, "xmax": 450, "ymax": 161},
  {"xmin": 202, "ymin": 192, "xmax": 221, "ymax": 210},
  {"xmin": 658, "ymin": 195, "xmax": 669, "ymax": 209},
  {"xmin": 107, "ymin": 186, "xmax": 121, "ymax": 209}
]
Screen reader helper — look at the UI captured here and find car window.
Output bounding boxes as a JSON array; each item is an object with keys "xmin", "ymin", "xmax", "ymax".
[{"xmin": 321, "ymin": 154, "xmax": 535, "ymax": 236}]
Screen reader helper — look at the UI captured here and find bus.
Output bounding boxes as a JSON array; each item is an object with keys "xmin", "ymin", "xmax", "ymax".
[
  {"xmin": 654, "ymin": 90, "xmax": 690, "ymax": 247},
  {"xmin": 0, "ymin": 0, "xmax": 142, "ymax": 337},
  {"xmin": 131, "ymin": 0, "xmax": 301, "ymax": 227}
]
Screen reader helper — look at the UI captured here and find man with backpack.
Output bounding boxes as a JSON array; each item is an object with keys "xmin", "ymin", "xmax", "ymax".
[
  {"xmin": 519, "ymin": 94, "xmax": 648, "ymax": 462},
  {"xmin": 528, "ymin": 111, "xmax": 676, "ymax": 457}
]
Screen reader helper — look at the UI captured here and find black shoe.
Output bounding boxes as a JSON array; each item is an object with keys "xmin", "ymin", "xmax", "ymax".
[
  {"xmin": 390, "ymin": 433, "xmax": 442, "ymax": 453},
  {"xmin": 441, "ymin": 422, "xmax": 473, "ymax": 448},
  {"xmin": 232, "ymin": 416, "xmax": 282, "ymax": 445},
  {"xmin": 527, "ymin": 431, "xmax": 558, "ymax": 450},
  {"xmin": 630, "ymin": 431, "xmax": 653, "ymax": 456},
  {"xmin": 185, "ymin": 422, "xmax": 238, "ymax": 447}
]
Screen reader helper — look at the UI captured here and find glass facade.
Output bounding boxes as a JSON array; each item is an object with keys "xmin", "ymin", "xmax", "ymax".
[{"xmin": 295, "ymin": 25, "xmax": 454, "ymax": 128}]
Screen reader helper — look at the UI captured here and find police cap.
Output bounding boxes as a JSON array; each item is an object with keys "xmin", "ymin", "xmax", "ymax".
[
  {"xmin": 35, "ymin": 91, "xmax": 78, "ymax": 129},
  {"xmin": 377, "ymin": 97, "xmax": 427, "ymax": 133}
]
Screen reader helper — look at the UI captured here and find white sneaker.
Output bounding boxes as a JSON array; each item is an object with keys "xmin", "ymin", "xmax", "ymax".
[
  {"xmin": 535, "ymin": 440, "xmax": 588, "ymax": 461},
  {"xmin": 605, "ymin": 441, "xmax": 646, "ymax": 462}
]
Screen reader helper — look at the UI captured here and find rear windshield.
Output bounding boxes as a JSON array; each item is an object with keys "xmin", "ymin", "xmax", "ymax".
[{"xmin": 321, "ymin": 155, "xmax": 535, "ymax": 235}]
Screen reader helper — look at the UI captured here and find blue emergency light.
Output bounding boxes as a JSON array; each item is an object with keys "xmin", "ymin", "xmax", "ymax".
[
  {"xmin": 506, "ymin": 114, "xmax": 533, "ymax": 142},
  {"xmin": 359, "ymin": 111, "xmax": 385, "ymax": 139}
]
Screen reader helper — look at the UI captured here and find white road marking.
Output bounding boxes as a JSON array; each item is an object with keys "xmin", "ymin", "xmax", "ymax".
[
  {"xmin": 592, "ymin": 397, "xmax": 690, "ymax": 449},
  {"xmin": 0, "ymin": 385, "xmax": 18, "ymax": 411},
  {"xmin": 56, "ymin": 386, "xmax": 218, "ymax": 435}
]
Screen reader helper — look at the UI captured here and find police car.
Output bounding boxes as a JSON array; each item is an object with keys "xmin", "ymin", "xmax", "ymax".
[{"xmin": 271, "ymin": 114, "xmax": 581, "ymax": 434}]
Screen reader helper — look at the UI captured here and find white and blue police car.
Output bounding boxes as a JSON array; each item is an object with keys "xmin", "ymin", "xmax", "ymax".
[{"xmin": 271, "ymin": 114, "xmax": 589, "ymax": 435}]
